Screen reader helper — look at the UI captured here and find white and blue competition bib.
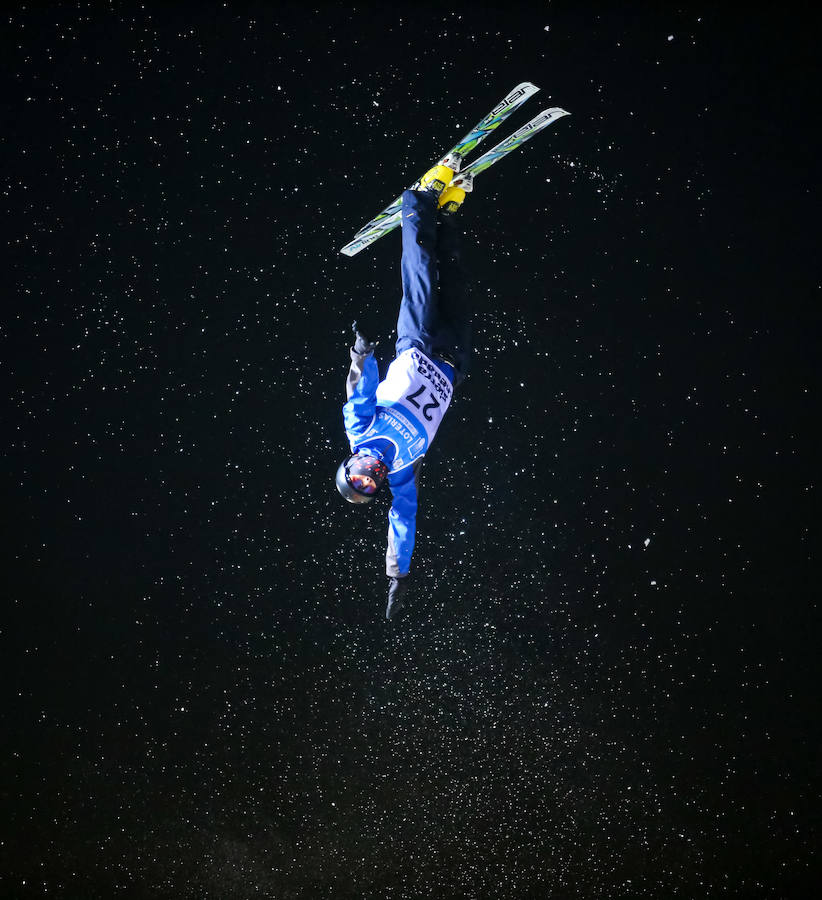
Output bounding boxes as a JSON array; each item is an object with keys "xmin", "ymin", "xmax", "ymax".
[{"xmin": 356, "ymin": 349, "xmax": 453, "ymax": 471}]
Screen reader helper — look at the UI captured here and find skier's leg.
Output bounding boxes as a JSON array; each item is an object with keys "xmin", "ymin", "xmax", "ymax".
[
  {"xmin": 395, "ymin": 190, "xmax": 440, "ymax": 359},
  {"xmin": 432, "ymin": 212, "xmax": 472, "ymax": 385}
]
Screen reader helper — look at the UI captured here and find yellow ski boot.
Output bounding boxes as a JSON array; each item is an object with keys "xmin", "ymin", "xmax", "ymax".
[
  {"xmin": 438, "ymin": 171, "xmax": 474, "ymax": 215},
  {"xmin": 418, "ymin": 152, "xmax": 462, "ymax": 196}
]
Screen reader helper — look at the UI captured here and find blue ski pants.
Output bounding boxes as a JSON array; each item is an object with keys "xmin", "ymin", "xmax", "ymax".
[{"xmin": 395, "ymin": 189, "xmax": 472, "ymax": 386}]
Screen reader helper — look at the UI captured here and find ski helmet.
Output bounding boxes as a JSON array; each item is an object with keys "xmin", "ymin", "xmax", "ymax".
[{"xmin": 335, "ymin": 453, "xmax": 389, "ymax": 504}]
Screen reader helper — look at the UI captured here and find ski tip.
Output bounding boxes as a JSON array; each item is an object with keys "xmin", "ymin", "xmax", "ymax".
[{"xmin": 512, "ymin": 81, "xmax": 540, "ymax": 96}]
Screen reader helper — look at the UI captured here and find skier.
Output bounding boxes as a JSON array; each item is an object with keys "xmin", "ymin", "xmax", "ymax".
[{"xmin": 336, "ymin": 158, "xmax": 474, "ymax": 620}]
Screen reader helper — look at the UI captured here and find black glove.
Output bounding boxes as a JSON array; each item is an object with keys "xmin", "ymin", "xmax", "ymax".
[
  {"xmin": 386, "ymin": 575, "xmax": 410, "ymax": 621},
  {"xmin": 352, "ymin": 320, "xmax": 378, "ymax": 356}
]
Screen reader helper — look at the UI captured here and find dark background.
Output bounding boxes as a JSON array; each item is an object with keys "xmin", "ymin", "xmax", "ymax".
[{"xmin": 2, "ymin": 2, "xmax": 818, "ymax": 897}]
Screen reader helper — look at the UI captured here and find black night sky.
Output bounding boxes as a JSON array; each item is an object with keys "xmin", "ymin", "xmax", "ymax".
[{"xmin": 2, "ymin": 2, "xmax": 819, "ymax": 897}]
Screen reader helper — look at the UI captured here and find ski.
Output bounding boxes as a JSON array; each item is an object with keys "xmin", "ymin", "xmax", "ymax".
[
  {"xmin": 340, "ymin": 105, "xmax": 569, "ymax": 256},
  {"xmin": 340, "ymin": 82, "xmax": 540, "ymax": 258},
  {"xmin": 460, "ymin": 106, "xmax": 570, "ymax": 178}
]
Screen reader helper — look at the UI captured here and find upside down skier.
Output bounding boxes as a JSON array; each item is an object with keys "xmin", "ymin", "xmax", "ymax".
[{"xmin": 336, "ymin": 158, "xmax": 474, "ymax": 620}]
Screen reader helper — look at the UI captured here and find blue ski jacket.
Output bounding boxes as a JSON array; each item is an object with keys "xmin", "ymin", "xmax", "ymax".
[{"xmin": 343, "ymin": 346, "xmax": 454, "ymax": 577}]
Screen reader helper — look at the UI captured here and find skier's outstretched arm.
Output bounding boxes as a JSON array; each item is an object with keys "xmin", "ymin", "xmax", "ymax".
[
  {"xmin": 342, "ymin": 325, "xmax": 379, "ymax": 445},
  {"xmin": 386, "ymin": 468, "xmax": 418, "ymax": 578},
  {"xmin": 384, "ymin": 458, "xmax": 423, "ymax": 619}
]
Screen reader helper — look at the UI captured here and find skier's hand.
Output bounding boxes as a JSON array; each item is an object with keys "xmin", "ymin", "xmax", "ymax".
[
  {"xmin": 386, "ymin": 575, "xmax": 410, "ymax": 621},
  {"xmin": 352, "ymin": 321, "xmax": 378, "ymax": 356}
]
